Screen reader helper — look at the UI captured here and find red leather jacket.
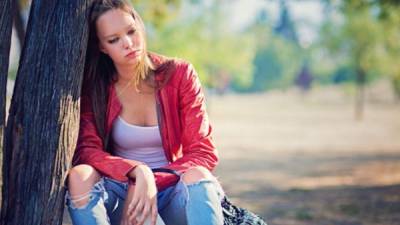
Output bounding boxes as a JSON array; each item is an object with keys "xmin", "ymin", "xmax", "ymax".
[{"xmin": 72, "ymin": 54, "xmax": 219, "ymax": 191}]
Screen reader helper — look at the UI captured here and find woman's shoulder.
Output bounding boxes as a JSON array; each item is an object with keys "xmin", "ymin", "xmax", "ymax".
[
  {"xmin": 149, "ymin": 52, "xmax": 191, "ymax": 71},
  {"xmin": 148, "ymin": 52, "xmax": 195, "ymax": 87}
]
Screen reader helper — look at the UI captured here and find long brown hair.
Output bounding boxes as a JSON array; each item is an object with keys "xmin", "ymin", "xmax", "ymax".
[{"xmin": 83, "ymin": 0, "xmax": 155, "ymax": 148}]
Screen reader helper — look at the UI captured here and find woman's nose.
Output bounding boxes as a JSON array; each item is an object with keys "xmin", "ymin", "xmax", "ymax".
[{"xmin": 122, "ymin": 35, "xmax": 133, "ymax": 49}]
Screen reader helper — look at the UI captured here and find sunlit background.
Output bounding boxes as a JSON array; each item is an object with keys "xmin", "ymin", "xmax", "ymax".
[{"xmin": 7, "ymin": 0, "xmax": 400, "ymax": 224}]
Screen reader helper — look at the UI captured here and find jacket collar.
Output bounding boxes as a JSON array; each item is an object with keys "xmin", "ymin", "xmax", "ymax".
[{"xmin": 105, "ymin": 52, "xmax": 170, "ymax": 133}]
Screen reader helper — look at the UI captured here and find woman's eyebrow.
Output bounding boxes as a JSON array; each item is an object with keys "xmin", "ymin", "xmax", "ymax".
[{"xmin": 104, "ymin": 23, "xmax": 136, "ymax": 38}]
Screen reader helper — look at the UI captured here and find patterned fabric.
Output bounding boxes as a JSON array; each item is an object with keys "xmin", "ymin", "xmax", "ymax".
[{"xmin": 222, "ymin": 196, "xmax": 267, "ymax": 225}]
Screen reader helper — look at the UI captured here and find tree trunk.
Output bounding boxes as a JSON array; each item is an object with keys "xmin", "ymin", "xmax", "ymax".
[
  {"xmin": 1, "ymin": 1, "xmax": 94, "ymax": 224},
  {"xmin": 0, "ymin": 0, "xmax": 14, "ymax": 210}
]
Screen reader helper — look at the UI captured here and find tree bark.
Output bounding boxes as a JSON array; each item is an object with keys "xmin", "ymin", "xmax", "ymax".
[
  {"xmin": 0, "ymin": 0, "xmax": 14, "ymax": 210},
  {"xmin": 1, "ymin": 0, "xmax": 94, "ymax": 224}
]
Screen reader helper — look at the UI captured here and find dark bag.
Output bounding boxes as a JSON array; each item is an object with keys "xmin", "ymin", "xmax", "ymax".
[
  {"xmin": 152, "ymin": 168, "xmax": 267, "ymax": 225},
  {"xmin": 222, "ymin": 196, "xmax": 267, "ymax": 225}
]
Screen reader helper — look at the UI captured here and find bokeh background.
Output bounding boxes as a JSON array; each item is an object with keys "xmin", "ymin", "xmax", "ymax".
[{"xmin": 7, "ymin": 0, "xmax": 400, "ymax": 224}]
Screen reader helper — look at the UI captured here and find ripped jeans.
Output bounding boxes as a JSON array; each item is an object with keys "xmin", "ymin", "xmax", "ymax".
[{"xmin": 65, "ymin": 175, "xmax": 225, "ymax": 225}]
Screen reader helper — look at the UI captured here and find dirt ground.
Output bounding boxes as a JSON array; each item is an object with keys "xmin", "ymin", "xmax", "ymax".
[
  {"xmin": 62, "ymin": 81, "xmax": 400, "ymax": 224},
  {"xmin": 210, "ymin": 82, "xmax": 400, "ymax": 225}
]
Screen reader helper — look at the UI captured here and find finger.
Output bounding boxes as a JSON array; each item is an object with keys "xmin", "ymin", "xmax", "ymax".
[
  {"xmin": 131, "ymin": 206, "xmax": 144, "ymax": 223},
  {"xmin": 130, "ymin": 199, "xmax": 144, "ymax": 223},
  {"xmin": 128, "ymin": 194, "xmax": 139, "ymax": 213},
  {"xmin": 151, "ymin": 203, "xmax": 158, "ymax": 225},
  {"xmin": 137, "ymin": 202, "xmax": 151, "ymax": 225},
  {"xmin": 131, "ymin": 197, "xmax": 143, "ymax": 215},
  {"xmin": 133, "ymin": 198, "xmax": 145, "ymax": 217},
  {"xmin": 128, "ymin": 193, "xmax": 141, "ymax": 215},
  {"xmin": 127, "ymin": 215, "xmax": 136, "ymax": 225}
]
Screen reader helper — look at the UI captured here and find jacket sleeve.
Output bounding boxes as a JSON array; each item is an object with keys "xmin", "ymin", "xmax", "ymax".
[
  {"xmin": 72, "ymin": 95, "xmax": 143, "ymax": 182},
  {"xmin": 154, "ymin": 62, "xmax": 219, "ymax": 189}
]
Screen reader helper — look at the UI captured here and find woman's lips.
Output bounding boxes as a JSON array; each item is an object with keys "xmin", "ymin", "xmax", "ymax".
[{"xmin": 126, "ymin": 50, "xmax": 141, "ymax": 58}]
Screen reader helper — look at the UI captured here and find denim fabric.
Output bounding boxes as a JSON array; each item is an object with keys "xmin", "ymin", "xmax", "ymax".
[
  {"xmin": 158, "ymin": 177, "xmax": 224, "ymax": 225},
  {"xmin": 66, "ymin": 176, "xmax": 224, "ymax": 225},
  {"xmin": 66, "ymin": 177, "xmax": 127, "ymax": 225}
]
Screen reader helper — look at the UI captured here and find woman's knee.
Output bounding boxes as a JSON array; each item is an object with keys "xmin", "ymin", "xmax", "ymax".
[
  {"xmin": 67, "ymin": 164, "xmax": 101, "ymax": 194},
  {"xmin": 182, "ymin": 166, "xmax": 213, "ymax": 185}
]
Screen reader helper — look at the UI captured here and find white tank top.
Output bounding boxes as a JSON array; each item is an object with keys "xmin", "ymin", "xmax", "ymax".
[{"xmin": 111, "ymin": 116, "xmax": 169, "ymax": 169}]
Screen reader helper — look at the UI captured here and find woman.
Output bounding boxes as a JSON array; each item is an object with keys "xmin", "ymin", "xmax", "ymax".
[{"xmin": 65, "ymin": 0, "xmax": 224, "ymax": 225}]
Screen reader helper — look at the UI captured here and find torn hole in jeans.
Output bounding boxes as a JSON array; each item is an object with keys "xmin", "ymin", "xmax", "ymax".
[
  {"xmin": 184, "ymin": 177, "xmax": 225, "ymax": 201},
  {"xmin": 66, "ymin": 178, "xmax": 106, "ymax": 210}
]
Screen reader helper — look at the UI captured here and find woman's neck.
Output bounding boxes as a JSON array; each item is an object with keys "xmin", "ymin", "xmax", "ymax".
[
  {"xmin": 114, "ymin": 64, "xmax": 137, "ymax": 85},
  {"xmin": 113, "ymin": 64, "xmax": 154, "ymax": 95}
]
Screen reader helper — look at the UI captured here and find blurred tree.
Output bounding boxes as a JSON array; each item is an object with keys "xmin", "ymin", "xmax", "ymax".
[
  {"xmin": 149, "ymin": 0, "xmax": 255, "ymax": 91},
  {"xmin": 374, "ymin": 3, "xmax": 400, "ymax": 99},
  {"xmin": 274, "ymin": 0, "xmax": 298, "ymax": 43},
  {"xmin": 14, "ymin": 0, "xmax": 183, "ymax": 45},
  {"xmin": 130, "ymin": 0, "xmax": 181, "ymax": 29},
  {"xmin": 320, "ymin": 0, "xmax": 382, "ymax": 119},
  {"xmin": 332, "ymin": 66, "xmax": 356, "ymax": 84},
  {"xmin": 0, "ymin": 0, "xmax": 14, "ymax": 210},
  {"xmin": 252, "ymin": 37, "xmax": 283, "ymax": 91},
  {"xmin": 249, "ymin": 6, "xmax": 302, "ymax": 92},
  {"xmin": 320, "ymin": 0, "xmax": 400, "ymax": 115},
  {"xmin": 343, "ymin": 2, "xmax": 381, "ymax": 119}
]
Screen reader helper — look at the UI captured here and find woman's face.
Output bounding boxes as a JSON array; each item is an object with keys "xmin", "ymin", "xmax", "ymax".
[{"xmin": 96, "ymin": 8, "xmax": 144, "ymax": 66}]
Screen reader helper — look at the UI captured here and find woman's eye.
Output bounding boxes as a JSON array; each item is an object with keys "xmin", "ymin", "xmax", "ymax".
[
  {"xmin": 127, "ymin": 29, "xmax": 136, "ymax": 35},
  {"xmin": 108, "ymin": 38, "xmax": 119, "ymax": 44}
]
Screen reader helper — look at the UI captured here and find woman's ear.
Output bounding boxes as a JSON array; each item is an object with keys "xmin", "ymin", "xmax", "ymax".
[{"xmin": 99, "ymin": 43, "xmax": 108, "ymax": 54}]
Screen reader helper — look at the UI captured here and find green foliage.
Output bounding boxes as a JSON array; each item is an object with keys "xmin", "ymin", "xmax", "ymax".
[
  {"xmin": 130, "ymin": 0, "xmax": 181, "ymax": 29},
  {"xmin": 319, "ymin": 1, "xmax": 381, "ymax": 84},
  {"xmin": 374, "ymin": 5, "xmax": 400, "ymax": 96},
  {"xmin": 251, "ymin": 34, "xmax": 302, "ymax": 91},
  {"xmin": 147, "ymin": 1, "xmax": 255, "ymax": 89},
  {"xmin": 130, "ymin": 0, "xmax": 400, "ymax": 93},
  {"xmin": 13, "ymin": 0, "xmax": 400, "ymax": 94},
  {"xmin": 248, "ymin": 7, "xmax": 303, "ymax": 92},
  {"xmin": 319, "ymin": 0, "xmax": 400, "ymax": 96}
]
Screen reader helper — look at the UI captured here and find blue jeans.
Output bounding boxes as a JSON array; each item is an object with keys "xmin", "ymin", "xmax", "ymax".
[{"xmin": 66, "ymin": 176, "xmax": 224, "ymax": 225}]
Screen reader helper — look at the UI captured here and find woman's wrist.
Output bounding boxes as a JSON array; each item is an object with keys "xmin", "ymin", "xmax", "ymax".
[{"xmin": 128, "ymin": 164, "xmax": 151, "ymax": 179}]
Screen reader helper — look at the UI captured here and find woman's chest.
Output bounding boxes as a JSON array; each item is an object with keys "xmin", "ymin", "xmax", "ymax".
[{"xmin": 118, "ymin": 93, "xmax": 158, "ymax": 127}]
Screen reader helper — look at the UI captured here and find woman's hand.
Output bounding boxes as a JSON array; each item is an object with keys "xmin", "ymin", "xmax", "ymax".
[
  {"xmin": 125, "ymin": 165, "xmax": 158, "ymax": 225},
  {"xmin": 121, "ymin": 184, "xmax": 136, "ymax": 225}
]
